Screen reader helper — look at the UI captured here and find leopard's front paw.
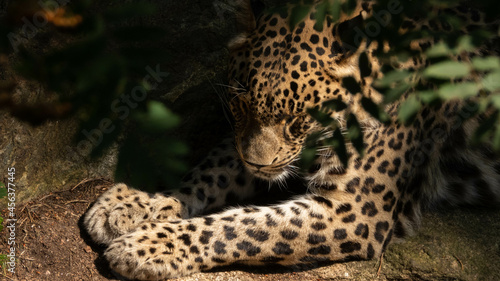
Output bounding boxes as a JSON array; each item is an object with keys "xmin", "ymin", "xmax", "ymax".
[
  {"xmin": 105, "ymin": 222, "xmax": 197, "ymax": 280},
  {"xmin": 83, "ymin": 183, "xmax": 186, "ymax": 245}
]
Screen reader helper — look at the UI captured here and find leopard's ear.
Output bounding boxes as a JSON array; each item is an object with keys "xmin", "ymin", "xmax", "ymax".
[
  {"xmin": 229, "ymin": 0, "xmax": 266, "ymax": 50},
  {"xmin": 236, "ymin": 0, "xmax": 266, "ymax": 33}
]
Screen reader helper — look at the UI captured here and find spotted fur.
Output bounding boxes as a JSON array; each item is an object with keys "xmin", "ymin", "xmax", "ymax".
[{"xmin": 83, "ymin": 1, "xmax": 500, "ymax": 280}]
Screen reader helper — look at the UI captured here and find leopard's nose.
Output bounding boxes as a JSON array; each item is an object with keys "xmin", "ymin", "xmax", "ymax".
[{"xmin": 238, "ymin": 125, "xmax": 280, "ymax": 167}]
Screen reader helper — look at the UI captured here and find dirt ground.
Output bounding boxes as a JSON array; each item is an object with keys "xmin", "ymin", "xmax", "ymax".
[{"xmin": 1, "ymin": 178, "xmax": 500, "ymax": 281}]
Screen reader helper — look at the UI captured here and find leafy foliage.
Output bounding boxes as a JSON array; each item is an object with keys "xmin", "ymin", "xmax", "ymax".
[
  {"xmin": 0, "ymin": 182, "xmax": 6, "ymax": 199},
  {"xmin": 0, "ymin": 253, "xmax": 7, "ymax": 273},
  {"xmin": 115, "ymin": 102, "xmax": 189, "ymax": 189},
  {"xmin": 289, "ymin": 0, "xmax": 500, "ymax": 166},
  {"xmin": 303, "ymin": 99, "xmax": 351, "ymax": 167},
  {"xmin": 0, "ymin": 1, "xmax": 187, "ymax": 191}
]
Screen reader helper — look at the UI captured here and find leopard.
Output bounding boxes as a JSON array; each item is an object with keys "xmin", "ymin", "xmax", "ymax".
[{"xmin": 83, "ymin": 0, "xmax": 500, "ymax": 280}]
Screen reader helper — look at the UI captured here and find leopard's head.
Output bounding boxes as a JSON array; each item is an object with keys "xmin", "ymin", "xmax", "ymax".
[{"xmin": 227, "ymin": 0, "xmax": 377, "ymax": 180}]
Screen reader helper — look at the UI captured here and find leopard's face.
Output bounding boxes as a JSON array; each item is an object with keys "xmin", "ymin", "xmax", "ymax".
[
  {"xmin": 227, "ymin": 10, "xmax": 362, "ymax": 181},
  {"xmin": 229, "ymin": 92, "xmax": 315, "ymax": 180}
]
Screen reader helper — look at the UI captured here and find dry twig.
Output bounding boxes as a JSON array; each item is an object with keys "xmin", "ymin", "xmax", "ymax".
[
  {"xmin": 377, "ymin": 252, "xmax": 385, "ymax": 276},
  {"xmin": 454, "ymin": 255, "xmax": 464, "ymax": 271}
]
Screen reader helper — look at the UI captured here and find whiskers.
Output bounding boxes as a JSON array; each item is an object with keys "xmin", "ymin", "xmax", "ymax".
[
  {"xmin": 209, "ymin": 80, "xmax": 239, "ymax": 132},
  {"xmin": 272, "ymin": 175, "xmax": 288, "ymax": 191},
  {"xmin": 269, "ymin": 159, "xmax": 300, "ymax": 190},
  {"xmin": 253, "ymin": 163, "xmax": 301, "ymax": 192},
  {"xmin": 286, "ymin": 164, "xmax": 300, "ymax": 178},
  {"xmin": 215, "ymin": 80, "xmax": 247, "ymax": 98}
]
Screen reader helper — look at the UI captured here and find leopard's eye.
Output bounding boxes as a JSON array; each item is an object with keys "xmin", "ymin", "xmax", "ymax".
[
  {"xmin": 285, "ymin": 116, "xmax": 295, "ymax": 125},
  {"xmin": 289, "ymin": 120, "xmax": 303, "ymax": 139},
  {"xmin": 229, "ymin": 96, "xmax": 250, "ymax": 131},
  {"xmin": 283, "ymin": 115, "xmax": 304, "ymax": 140},
  {"xmin": 284, "ymin": 114, "xmax": 316, "ymax": 140},
  {"xmin": 229, "ymin": 96, "xmax": 249, "ymax": 114},
  {"xmin": 277, "ymin": 114, "xmax": 294, "ymax": 125}
]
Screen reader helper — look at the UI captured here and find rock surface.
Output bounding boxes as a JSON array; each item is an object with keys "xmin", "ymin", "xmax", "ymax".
[{"xmin": 0, "ymin": 0, "xmax": 235, "ymax": 203}]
